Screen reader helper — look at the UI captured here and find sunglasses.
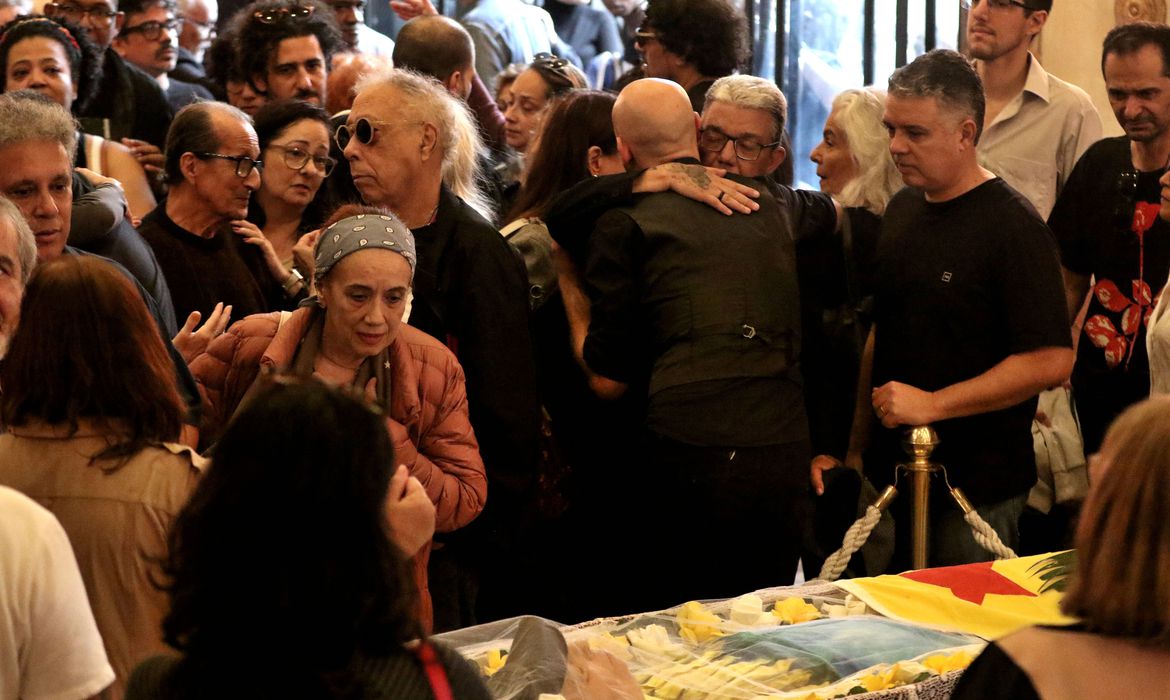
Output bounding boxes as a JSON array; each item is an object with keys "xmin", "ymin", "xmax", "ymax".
[
  {"xmin": 335, "ymin": 117, "xmax": 383, "ymax": 148},
  {"xmin": 335, "ymin": 117, "xmax": 422, "ymax": 149},
  {"xmin": 253, "ymin": 4, "xmax": 314, "ymax": 24}
]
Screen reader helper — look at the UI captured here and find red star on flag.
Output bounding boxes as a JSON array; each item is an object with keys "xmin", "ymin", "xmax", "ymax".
[{"xmin": 900, "ymin": 561, "xmax": 1038, "ymax": 605}]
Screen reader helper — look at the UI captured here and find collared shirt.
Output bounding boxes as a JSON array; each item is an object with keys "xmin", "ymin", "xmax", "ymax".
[
  {"xmin": 976, "ymin": 53, "xmax": 1103, "ymax": 220},
  {"xmin": 355, "ymin": 22, "xmax": 395, "ymax": 57}
]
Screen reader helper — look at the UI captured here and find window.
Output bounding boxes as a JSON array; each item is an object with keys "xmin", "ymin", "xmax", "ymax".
[{"xmin": 749, "ymin": 0, "xmax": 962, "ymax": 188}]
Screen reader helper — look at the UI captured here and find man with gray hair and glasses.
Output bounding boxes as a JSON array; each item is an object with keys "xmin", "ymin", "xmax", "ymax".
[{"xmin": 841, "ymin": 49, "xmax": 1072, "ymax": 569}]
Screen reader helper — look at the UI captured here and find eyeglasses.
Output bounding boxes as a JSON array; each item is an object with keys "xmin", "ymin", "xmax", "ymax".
[
  {"xmin": 44, "ymin": 2, "xmax": 118, "ymax": 25},
  {"xmin": 193, "ymin": 152, "xmax": 263, "ymax": 177},
  {"xmin": 120, "ymin": 18, "xmax": 181, "ymax": 40},
  {"xmin": 698, "ymin": 127, "xmax": 781, "ymax": 161},
  {"xmin": 271, "ymin": 144, "xmax": 336, "ymax": 176},
  {"xmin": 253, "ymin": 4, "xmax": 315, "ymax": 24},
  {"xmin": 963, "ymin": 0, "xmax": 1035, "ymax": 10},
  {"xmin": 335, "ymin": 117, "xmax": 393, "ymax": 148}
]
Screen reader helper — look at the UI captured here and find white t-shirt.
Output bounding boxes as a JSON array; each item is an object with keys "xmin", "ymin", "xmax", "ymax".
[
  {"xmin": 1148, "ymin": 284, "xmax": 1170, "ymax": 395},
  {"xmin": 0, "ymin": 486, "xmax": 114, "ymax": 700}
]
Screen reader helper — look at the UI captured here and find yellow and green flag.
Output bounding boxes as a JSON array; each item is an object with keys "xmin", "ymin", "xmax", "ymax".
[{"xmin": 834, "ymin": 552, "xmax": 1077, "ymax": 640}]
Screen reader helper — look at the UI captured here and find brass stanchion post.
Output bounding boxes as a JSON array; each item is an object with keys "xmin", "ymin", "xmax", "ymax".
[{"xmin": 900, "ymin": 426, "xmax": 940, "ymax": 570}]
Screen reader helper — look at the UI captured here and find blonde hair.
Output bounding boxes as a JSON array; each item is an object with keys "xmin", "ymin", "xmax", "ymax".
[
  {"xmin": 1061, "ymin": 396, "xmax": 1170, "ymax": 645},
  {"xmin": 830, "ymin": 87, "xmax": 902, "ymax": 216},
  {"xmin": 355, "ymin": 68, "xmax": 495, "ymax": 222}
]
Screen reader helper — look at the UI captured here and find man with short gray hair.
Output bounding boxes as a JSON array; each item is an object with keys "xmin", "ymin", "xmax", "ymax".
[
  {"xmin": 700, "ymin": 75, "xmax": 787, "ymax": 178},
  {"xmin": 138, "ymin": 101, "xmax": 301, "ymax": 328},
  {"xmin": 845, "ymin": 49, "xmax": 1072, "ymax": 568}
]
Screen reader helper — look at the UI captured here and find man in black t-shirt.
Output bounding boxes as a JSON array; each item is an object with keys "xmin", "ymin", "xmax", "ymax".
[
  {"xmin": 843, "ymin": 50, "xmax": 1072, "ymax": 569},
  {"xmin": 1049, "ymin": 22, "xmax": 1170, "ymax": 454}
]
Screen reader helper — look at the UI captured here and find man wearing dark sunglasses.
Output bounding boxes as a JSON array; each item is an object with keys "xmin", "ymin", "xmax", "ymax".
[
  {"xmin": 138, "ymin": 102, "xmax": 303, "ymax": 329},
  {"xmin": 345, "ymin": 70, "xmax": 540, "ymax": 630},
  {"xmin": 235, "ymin": 0, "xmax": 342, "ymax": 107},
  {"xmin": 113, "ymin": 0, "xmax": 214, "ymax": 111}
]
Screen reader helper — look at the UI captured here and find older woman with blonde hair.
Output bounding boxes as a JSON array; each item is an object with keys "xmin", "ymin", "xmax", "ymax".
[{"xmin": 951, "ymin": 395, "xmax": 1170, "ymax": 698}]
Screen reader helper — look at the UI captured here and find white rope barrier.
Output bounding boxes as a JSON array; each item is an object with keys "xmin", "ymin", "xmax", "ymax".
[
  {"xmin": 817, "ymin": 505, "xmax": 883, "ymax": 582},
  {"xmin": 963, "ymin": 508, "xmax": 1018, "ymax": 560}
]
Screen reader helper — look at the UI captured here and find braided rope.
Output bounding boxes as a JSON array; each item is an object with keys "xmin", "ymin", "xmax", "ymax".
[
  {"xmin": 817, "ymin": 505, "xmax": 883, "ymax": 582},
  {"xmin": 964, "ymin": 509, "xmax": 1018, "ymax": 559}
]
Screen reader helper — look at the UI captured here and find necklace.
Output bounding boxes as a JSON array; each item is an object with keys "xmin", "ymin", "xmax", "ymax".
[{"xmin": 422, "ymin": 202, "xmax": 439, "ymax": 227}]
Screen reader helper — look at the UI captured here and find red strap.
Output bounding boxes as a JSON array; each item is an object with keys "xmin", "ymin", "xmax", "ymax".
[{"xmin": 416, "ymin": 641, "xmax": 454, "ymax": 700}]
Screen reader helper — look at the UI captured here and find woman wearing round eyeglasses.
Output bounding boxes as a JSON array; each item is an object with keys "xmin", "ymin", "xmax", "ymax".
[
  {"xmin": 232, "ymin": 99, "xmax": 335, "ymax": 282},
  {"xmin": 0, "ymin": 14, "xmax": 157, "ymax": 219}
]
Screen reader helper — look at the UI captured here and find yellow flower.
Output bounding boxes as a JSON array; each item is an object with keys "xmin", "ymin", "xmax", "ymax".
[
  {"xmin": 483, "ymin": 648, "xmax": 507, "ymax": 676},
  {"xmin": 677, "ymin": 601, "xmax": 725, "ymax": 643},
  {"xmin": 857, "ymin": 667, "xmax": 897, "ymax": 692},
  {"xmin": 771, "ymin": 597, "xmax": 822, "ymax": 624},
  {"xmin": 922, "ymin": 650, "xmax": 974, "ymax": 675}
]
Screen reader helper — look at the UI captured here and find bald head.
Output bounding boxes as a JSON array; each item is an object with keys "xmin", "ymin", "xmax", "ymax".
[
  {"xmin": 612, "ymin": 79, "xmax": 699, "ymax": 168},
  {"xmin": 393, "ymin": 16, "xmax": 475, "ymax": 96}
]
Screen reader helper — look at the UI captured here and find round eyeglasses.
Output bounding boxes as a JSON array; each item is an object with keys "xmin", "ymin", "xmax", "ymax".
[{"xmin": 271, "ymin": 144, "xmax": 336, "ymax": 176}]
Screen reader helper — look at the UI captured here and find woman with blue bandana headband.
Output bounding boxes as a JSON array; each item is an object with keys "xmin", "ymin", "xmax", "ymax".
[{"xmin": 190, "ymin": 204, "xmax": 487, "ymax": 632}]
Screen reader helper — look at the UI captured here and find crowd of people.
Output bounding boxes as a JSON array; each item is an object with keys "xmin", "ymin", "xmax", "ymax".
[{"xmin": 0, "ymin": 0, "xmax": 1169, "ymax": 696}]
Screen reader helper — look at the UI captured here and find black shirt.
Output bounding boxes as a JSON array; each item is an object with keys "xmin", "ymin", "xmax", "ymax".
[
  {"xmin": 1048, "ymin": 136, "xmax": 1170, "ymax": 447},
  {"xmin": 408, "ymin": 186, "xmax": 541, "ymax": 545},
  {"xmin": 582, "ymin": 165, "xmax": 835, "ymax": 446},
  {"xmin": 78, "ymin": 49, "xmax": 174, "ymax": 149},
  {"xmin": 137, "ymin": 206, "xmax": 289, "ymax": 324},
  {"xmin": 868, "ymin": 179, "xmax": 1070, "ymax": 505}
]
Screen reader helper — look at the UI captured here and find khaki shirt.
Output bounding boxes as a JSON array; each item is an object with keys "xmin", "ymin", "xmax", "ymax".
[
  {"xmin": 0, "ymin": 426, "xmax": 204, "ymax": 699},
  {"xmin": 977, "ymin": 54, "xmax": 1103, "ymax": 220}
]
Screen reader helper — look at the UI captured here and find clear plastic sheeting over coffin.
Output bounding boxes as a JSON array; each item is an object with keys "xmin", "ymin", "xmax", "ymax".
[{"xmin": 435, "ymin": 582, "xmax": 984, "ymax": 700}]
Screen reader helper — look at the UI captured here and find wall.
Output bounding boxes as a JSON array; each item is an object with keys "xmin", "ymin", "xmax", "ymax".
[{"xmin": 1039, "ymin": 0, "xmax": 1170, "ymax": 137}]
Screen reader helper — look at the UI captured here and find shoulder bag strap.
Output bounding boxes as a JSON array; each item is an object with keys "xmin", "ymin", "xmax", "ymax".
[{"xmin": 415, "ymin": 641, "xmax": 455, "ymax": 700}]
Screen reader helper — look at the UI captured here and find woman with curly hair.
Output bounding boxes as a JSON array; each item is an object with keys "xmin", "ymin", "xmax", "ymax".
[
  {"xmin": 0, "ymin": 14, "xmax": 157, "ymax": 217},
  {"xmin": 125, "ymin": 379, "xmax": 492, "ymax": 699}
]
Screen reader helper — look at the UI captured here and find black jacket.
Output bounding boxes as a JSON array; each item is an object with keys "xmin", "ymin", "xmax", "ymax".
[
  {"xmin": 78, "ymin": 49, "xmax": 174, "ymax": 148},
  {"xmin": 409, "ymin": 185, "xmax": 542, "ymax": 549}
]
